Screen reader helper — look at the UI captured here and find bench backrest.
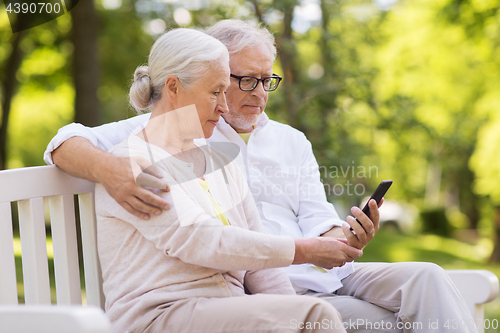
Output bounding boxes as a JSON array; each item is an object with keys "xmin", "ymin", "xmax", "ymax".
[{"xmin": 0, "ymin": 165, "xmax": 104, "ymax": 309}]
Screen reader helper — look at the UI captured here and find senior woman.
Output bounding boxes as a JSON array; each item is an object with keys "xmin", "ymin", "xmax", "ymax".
[{"xmin": 95, "ymin": 29, "xmax": 347, "ymax": 333}]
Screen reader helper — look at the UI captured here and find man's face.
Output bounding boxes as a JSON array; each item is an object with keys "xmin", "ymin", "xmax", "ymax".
[{"xmin": 222, "ymin": 43, "xmax": 274, "ymax": 133}]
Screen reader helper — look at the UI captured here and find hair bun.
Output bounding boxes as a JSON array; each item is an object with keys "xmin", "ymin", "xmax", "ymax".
[
  {"xmin": 129, "ymin": 66, "xmax": 152, "ymax": 112},
  {"xmin": 134, "ymin": 66, "xmax": 150, "ymax": 81}
]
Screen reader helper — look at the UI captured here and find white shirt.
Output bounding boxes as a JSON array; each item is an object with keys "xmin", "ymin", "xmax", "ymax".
[{"xmin": 44, "ymin": 112, "xmax": 354, "ymax": 293}]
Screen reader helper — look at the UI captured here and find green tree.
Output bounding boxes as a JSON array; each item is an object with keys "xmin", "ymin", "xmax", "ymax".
[
  {"xmin": 374, "ymin": 0, "xmax": 499, "ymax": 232},
  {"xmin": 71, "ymin": 0, "xmax": 101, "ymax": 126},
  {"xmin": 1, "ymin": 8, "xmax": 73, "ymax": 168},
  {"xmin": 0, "ymin": 12, "xmax": 28, "ymax": 169}
]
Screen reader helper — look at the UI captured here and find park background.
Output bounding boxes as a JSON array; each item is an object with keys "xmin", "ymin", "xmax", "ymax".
[{"xmin": 1, "ymin": 0, "xmax": 500, "ymax": 330}]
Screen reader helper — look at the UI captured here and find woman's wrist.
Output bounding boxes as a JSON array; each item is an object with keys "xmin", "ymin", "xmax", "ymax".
[{"xmin": 292, "ymin": 238, "xmax": 311, "ymax": 265}]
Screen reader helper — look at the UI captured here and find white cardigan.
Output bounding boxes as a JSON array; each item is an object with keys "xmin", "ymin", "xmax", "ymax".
[{"xmin": 96, "ymin": 136, "xmax": 296, "ymax": 333}]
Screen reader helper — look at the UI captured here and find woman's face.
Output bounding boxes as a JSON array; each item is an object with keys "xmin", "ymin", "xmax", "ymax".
[{"xmin": 177, "ymin": 58, "xmax": 230, "ymax": 138}]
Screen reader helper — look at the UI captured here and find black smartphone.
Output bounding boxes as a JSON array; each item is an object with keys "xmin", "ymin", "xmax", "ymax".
[
  {"xmin": 361, "ymin": 179, "xmax": 393, "ymax": 219},
  {"xmin": 351, "ymin": 179, "xmax": 393, "ymax": 231}
]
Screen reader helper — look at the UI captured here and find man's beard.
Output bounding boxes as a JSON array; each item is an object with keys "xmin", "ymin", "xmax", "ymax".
[{"xmin": 222, "ymin": 112, "xmax": 260, "ymax": 132}]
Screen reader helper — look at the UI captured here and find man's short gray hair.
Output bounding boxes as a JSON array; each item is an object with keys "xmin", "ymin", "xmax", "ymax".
[{"xmin": 205, "ymin": 19, "xmax": 277, "ymax": 60}]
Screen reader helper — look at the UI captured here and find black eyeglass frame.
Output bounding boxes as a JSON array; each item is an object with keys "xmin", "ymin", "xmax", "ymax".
[{"xmin": 230, "ymin": 73, "xmax": 283, "ymax": 92}]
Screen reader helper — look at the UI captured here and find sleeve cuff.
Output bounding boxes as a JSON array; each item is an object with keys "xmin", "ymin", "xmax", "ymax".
[
  {"xmin": 303, "ymin": 218, "xmax": 345, "ymax": 238},
  {"xmin": 264, "ymin": 234, "xmax": 296, "ymax": 267}
]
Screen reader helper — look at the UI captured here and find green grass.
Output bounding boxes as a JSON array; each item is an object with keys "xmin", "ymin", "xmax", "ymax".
[
  {"xmin": 359, "ymin": 228, "xmax": 494, "ymax": 267},
  {"xmin": 13, "ymin": 236, "xmax": 87, "ymax": 305}
]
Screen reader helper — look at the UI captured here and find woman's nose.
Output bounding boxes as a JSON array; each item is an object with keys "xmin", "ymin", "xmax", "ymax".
[{"xmin": 218, "ymin": 94, "xmax": 229, "ymax": 114}]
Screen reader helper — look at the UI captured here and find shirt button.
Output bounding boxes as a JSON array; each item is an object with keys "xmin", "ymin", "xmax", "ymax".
[{"xmin": 219, "ymin": 281, "xmax": 226, "ymax": 288}]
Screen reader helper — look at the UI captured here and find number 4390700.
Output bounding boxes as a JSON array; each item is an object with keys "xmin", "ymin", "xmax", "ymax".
[{"xmin": 6, "ymin": 2, "xmax": 62, "ymax": 14}]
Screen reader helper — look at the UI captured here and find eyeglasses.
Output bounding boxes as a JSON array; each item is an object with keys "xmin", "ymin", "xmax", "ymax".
[{"xmin": 230, "ymin": 73, "xmax": 282, "ymax": 92}]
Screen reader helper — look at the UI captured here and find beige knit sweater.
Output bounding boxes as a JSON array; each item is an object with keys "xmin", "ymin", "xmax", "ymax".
[{"xmin": 96, "ymin": 136, "xmax": 296, "ymax": 333}]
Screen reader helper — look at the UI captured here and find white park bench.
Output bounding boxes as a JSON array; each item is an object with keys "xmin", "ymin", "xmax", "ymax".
[{"xmin": 0, "ymin": 165, "xmax": 498, "ymax": 333}]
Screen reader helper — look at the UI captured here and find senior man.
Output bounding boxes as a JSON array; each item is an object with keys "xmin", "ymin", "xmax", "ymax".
[{"xmin": 45, "ymin": 20, "xmax": 477, "ymax": 333}]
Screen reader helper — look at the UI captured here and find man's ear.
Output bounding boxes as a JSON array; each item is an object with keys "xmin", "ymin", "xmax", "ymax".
[{"xmin": 164, "ymin": 75, "xmax": 180, "ymax": 104}]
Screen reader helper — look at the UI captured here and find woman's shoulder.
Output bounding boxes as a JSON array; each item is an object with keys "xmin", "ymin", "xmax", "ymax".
[
  {"xmin": 199, "ymin": 143, "xmax": 246, "ymax": 185},
  {"xmin": 108, "ymin": 135, "xmax": 159, "ymax": 160},
  {"xmin": 108, "ymin": 136, "xmax": 135, "ymax": 156},
  {"xmin": 200, "ymin": 142, "xmax": 241, "ymax": 168}
]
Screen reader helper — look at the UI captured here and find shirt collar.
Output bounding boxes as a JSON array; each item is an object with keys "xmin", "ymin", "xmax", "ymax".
[{"xmin": 256, "ymin": 112, "xmax": 270, "ymax": 129}]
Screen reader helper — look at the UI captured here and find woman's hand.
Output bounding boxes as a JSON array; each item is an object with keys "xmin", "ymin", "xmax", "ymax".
[{"xmin": 293, "ymin": 237, "xmax": 363, "ymax": 269}]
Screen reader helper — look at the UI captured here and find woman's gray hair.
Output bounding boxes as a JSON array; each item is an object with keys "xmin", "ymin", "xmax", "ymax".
[
  {"xmin": 129, "ymin": 28, "xmax": 229, "ymax": 112},
  {"xmin": 205, "ymin": 19, "xmax": 277, "ymax": 60}
]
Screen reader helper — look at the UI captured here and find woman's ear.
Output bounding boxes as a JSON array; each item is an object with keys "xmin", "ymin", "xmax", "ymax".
[{"xmin": 164, "ymin": 75, "xmax": 180, "ymax": 104}]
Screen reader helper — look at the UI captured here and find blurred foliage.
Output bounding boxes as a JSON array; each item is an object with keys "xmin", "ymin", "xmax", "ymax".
[
  {"xmin": 1, "ymin": 8, "xmax": 73, "ymax": 168},
  {"xmin": 471, "ymin": 115, "xmax": 500, "ymax": 206},
  {"xmin": 1, "ymin": 0, "xmax": 500, "ymax": 254}
]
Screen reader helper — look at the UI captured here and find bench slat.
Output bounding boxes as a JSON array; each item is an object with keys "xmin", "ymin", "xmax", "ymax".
[
  {"xmin": 0, "ymin": 202, "xmax": 18, "ymax": 305},
  {"xmin": 49, "ymin": 194, "xmax": 82, "ymax": 305},
  {"xmin": 78, "ymin": 192, "xmax": 105, "ymax": 309},
  {"xmin": 18, "ymin": 198, "xmax": 51, "ymax": 305}
]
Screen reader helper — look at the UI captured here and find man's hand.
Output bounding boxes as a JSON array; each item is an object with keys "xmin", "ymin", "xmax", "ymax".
[
  {"xmin": 52, "ymin": 137, "xmax": 170, "ymax": 220},
  {"xmin": 96, "ymin": 155, "xmax": 171, "ymax": 220},
  {"xmin": 293, "ymin": 237, "xmax": 363, "ymax": 269},
  {"xmin": 342, "ymin": 198, "xmax": 384, "ymax": 250}
]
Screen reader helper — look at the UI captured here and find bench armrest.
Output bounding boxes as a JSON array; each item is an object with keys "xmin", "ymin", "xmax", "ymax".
[
  {"xmin": 447, "ymin": 269, "xmax": 499, "ymax": 333},
  {"xmin": 0, "ymin": 305, "xmax": 111, "ymax": 333}
]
